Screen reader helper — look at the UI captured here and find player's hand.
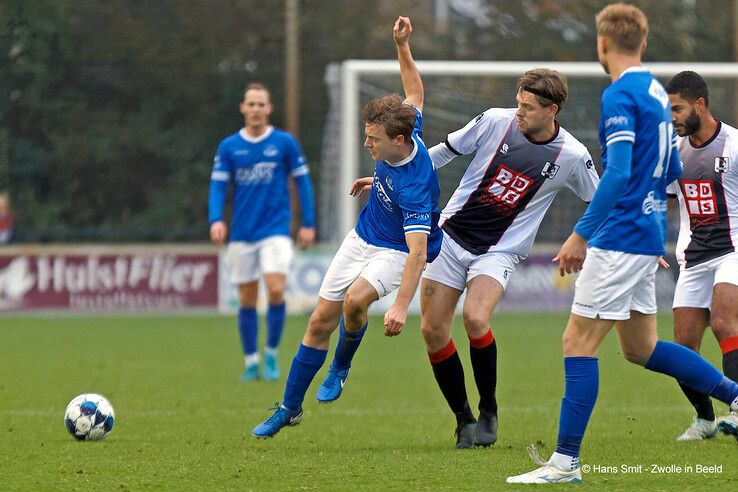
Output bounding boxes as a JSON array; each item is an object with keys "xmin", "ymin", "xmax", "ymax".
[
  {"xmin": 393, "ymin": 16, "xmax": 412, "ymax": 46},
  {"xmin": 349, "ymin": 177, "xmax": 374, "ymax": 197},
  {"xmin": 210, "ymin": 221, "xmax": 228, "ymax": 245},
  {"xmin": 658, "ymin": 256, "xmax": 670, "ymax": 268},
  {"xmin": 553, "ymin": 232, "xmax": 587, "ymax": 276},
  {"xmin": 297, "ymin": 227, "xmax": 316, "ymax": 249},
  {"xmin": 384, "ymin": 303, "xmax": 407, "ymax": 337}
]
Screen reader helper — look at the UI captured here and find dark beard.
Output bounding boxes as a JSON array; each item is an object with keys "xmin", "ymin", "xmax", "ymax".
[{"xmin": 681, "ymin": 109, "xmax": 701, "ymax": 136}]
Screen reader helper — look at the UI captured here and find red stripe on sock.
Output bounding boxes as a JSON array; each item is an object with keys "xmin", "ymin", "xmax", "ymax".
[
  {"xmin": 469, "ymin": 329, "xmax": 495, "ymax": 349},
  {"xmin": 428, "ymin": 339, "xmax": 457, "ymax": 364},
  {"xmin": 719, "ymin": 336, "xmax": 738, "ymax": 355}
]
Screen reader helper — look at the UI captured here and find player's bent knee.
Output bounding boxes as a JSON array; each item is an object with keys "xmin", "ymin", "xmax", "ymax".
[{"xmin": 462, "ymin": 313, "xmax": 489, "ymax": 336}]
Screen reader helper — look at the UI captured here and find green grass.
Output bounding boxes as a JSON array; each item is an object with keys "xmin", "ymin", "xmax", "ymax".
[{"xmin": 0, "ymin": 313, "xmax": 735, "ymax": 490}]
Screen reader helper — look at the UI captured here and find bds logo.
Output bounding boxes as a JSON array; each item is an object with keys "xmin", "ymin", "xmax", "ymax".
[
  {"xmin": 486, "ymin": 164, "xmax": 533, "ymax": 207},
  {"xmin": 682, "ymin": 180, "xmax": 717, "ymax": 216}
]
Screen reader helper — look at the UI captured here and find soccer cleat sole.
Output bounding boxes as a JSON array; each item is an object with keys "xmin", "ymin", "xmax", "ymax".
[{"xmin": 718, "ymin": 420, "xmax": 738, "ymax": 439}]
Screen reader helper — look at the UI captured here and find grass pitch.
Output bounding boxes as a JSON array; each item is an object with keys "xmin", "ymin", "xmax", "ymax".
[{"xmin": 0, "ymin": 313, "xmax": 735, "ymax": 490}]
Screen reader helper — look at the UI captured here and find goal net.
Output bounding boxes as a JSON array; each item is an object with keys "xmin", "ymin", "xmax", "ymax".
[{"xmin": 319, "ymin": 60, "xmax": 738, "ymax": 247}]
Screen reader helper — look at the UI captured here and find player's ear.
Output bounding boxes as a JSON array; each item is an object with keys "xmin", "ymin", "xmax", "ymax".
[
  {"xmin": 639, "ymin": 39, "xmax": 647, "ymax": 57},
  {"xmin": 694, "ymin": 97, "xmax": 707, "ymax": 113}
]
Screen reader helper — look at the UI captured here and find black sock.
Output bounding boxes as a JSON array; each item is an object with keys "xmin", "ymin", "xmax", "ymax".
[
  {"xmin": 723, "ymin": 347, "xmax": 738, "ymax": 392},
  {"xmin": 678, "ymin": 382, "xmax": 715, "ymax": 421},
  {"xmin": 430, "ymin": 342, "xmax": 474, "ymax": 423},
  {"xmin": 470, "ymin": 339, "xmax": 498, "ymax": 415}
]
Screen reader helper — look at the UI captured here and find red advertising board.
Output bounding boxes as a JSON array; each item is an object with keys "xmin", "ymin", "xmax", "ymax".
[{"xmin": 0, "ymin": 251, "xmax": 218, "ymax": 312}]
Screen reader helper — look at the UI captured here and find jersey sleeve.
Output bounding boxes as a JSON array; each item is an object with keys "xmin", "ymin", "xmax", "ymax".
[
  {"xmin": 397, "ymin": 172, "xmax": 433, "ymax": 236},
  {"xmin": 601, "ymin": 88, "xmax": 637, "ymax": 148},
  {"xmin": 445, "ymin": 110, "xmax": 494, "ymax": 156},
  {"xmin": 208, "ymin": 142, "xmax": 232, "ymax": 224},
  {"xmin": 285, "ymin": 134, "xmax": 310, "ymax": 178},
  {"xmin": 566, "ymin": 151, "xmax": 600, "ymax": 202}
]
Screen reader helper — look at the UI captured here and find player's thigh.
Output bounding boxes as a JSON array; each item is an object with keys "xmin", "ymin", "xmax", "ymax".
[
  {"xmin": 615, "ymin": 312, "xmax": 658, "ymax": 366},
  {"xmin": 304, "ymin": 297, "xmax": 344, "ymax": 349},
  {"xmin": 237, "ymin": 281, "xmax": 259, "ymax": 307},
  {"xmin": 572, "ymin": 248, "xmax": 658, "ymax": 321},
  {"xmin": 227, "ymin": 241, "xmax": 260, "ymax": 284},
  {"xmin": 263, "ymin": 273, "xmax": 287, "ymax": 302},
  {"xmin": 462, "ymin": 275, "xmax": 504, "ymax": 337},
  {"xmin": 420, "ymin": 277, "xmax": 462, "ymax": 352},
  {"xmin": 711, "ymin": 283, "xmax": 738, "ymax": 340},
  {"xmin": 259, "ymin": 235, "xmax": 294, "ymax": 276},
  {"xmin": 358, "ymin": 246, "xmax": 408, "ymax": 300},
  {"xmin": 673, "ymin": 307, "xmax": 710, "ymax": 350},
  {"xmin": 318, "ymin": 230, "xmax": 367, "ymax": 302},
  {"xmin": 562, "ymin": 313, "xmax": 614, "ymax": 357},
  {"xmin": 345, "ymin": 276, "xmax": 380, "ymax": 315},
  {"xmin": 711, "ymin": 253, "xmax": 738, "ymax": 340}
]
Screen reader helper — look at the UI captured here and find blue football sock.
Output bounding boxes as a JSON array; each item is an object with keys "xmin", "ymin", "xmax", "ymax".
[
  {"xmin": 331, "ymin": 316, "xmax": 367, "ymax": 371},
  {"xmin": 238, "ymin": 307, "xmax": 258, "ymax": 356},
  {"xmin": 645, "ymin": 341, "xmax": 731, "ymax": 398},
  {"xmin": 266, "ymin": 302, "xmax": 286, "ymax": 350},
  {"xmin": 556, "ymin": 357, "xmax": 599, "ymax": 459},
  {"xmin": 283, "ymin": 344, "xmax": 327, "ymax": 410}
]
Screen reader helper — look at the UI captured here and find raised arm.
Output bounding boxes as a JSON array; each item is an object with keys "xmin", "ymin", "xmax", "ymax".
[{"xmin": 393, "ymin": 16, "xmax": 423, "ymax": 111}]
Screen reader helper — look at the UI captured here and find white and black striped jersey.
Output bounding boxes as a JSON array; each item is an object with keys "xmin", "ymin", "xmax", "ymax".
[
  {"xmin": 667, "ymin": 120, "xmax": 738, "ymax": 269},
  {"xmin": 434, "ymin": 108, "xmax": 599, "ymax": 257}
]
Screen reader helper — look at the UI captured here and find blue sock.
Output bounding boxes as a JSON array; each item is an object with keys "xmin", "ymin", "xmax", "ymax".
[
  {"xmin": 266, "ymin": 302, "xmax": 286, "ymax": 350},
  {"xmin": 238, "ymin": 307, "xmax": 258, "ymax": 356},
  {"xmin": 331, "ymin": 316, "xmax": 367, "ymax": 371},
  {"xmin": 283, "ymin": 344, "xmax": 328, "ymax": 410},
  {"xmin": 556, "ymin": 357, "xmax": 599, "ymax": 458},
  {"xmin": 645, "ymin": 341, "xmax": 732, "ymax": 397}
]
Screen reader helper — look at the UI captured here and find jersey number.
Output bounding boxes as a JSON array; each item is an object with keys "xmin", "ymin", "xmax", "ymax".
[{"xmin": 652, "ymin": 121, "xmax": 673, "ymax": 178}]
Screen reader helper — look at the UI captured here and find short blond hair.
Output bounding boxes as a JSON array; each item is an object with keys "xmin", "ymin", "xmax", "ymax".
[{"xmin": 595, "ymin": 3, "xmax": 648, "ymax": 54}]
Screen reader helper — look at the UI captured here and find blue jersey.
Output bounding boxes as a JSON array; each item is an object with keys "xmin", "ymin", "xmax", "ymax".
[
  {"xmin": 355, "ymin": 109, "xmax": 442, "ymax": 261},
  {"xmin": 580, "ymin": 67, "xmax": 680, "ymax": 255},
  {"xmin": 208, "ymin": 126, "xmax": 314, "ymax": 242}
]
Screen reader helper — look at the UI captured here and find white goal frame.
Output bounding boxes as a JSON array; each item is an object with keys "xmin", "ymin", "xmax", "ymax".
[{"xmin": 336, "ymin": 60, "xmax": 738, "ymax": 236}]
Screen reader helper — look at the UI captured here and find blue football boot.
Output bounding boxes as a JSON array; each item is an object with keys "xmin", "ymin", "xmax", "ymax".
[
  {"xmin": 241, "ymin": 363, "xmax": 260, "ymax": 382},
  {"xmin": 263, "ymin": 351, "xmax": 280, "ymax": 381},
  {"xmin": 252, "ymin": 404, "xmax": 303, "ymax": 438},
  {"xmin": 316, "ymin": 366, "xmax": 350, "ymax": 403}
]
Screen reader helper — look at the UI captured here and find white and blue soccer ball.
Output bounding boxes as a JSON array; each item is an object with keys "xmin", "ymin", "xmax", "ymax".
[{"xmin": 64, "ymin": 393, "xmax": 115, "ymax": 441}]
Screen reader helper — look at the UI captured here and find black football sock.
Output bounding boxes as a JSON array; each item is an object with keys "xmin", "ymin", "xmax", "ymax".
[
  {"xmin": 469, "ymin": 330, "xmax": 498, "ymax": 415},
  {"xmin": 429, "ymin": 339, "xmax": 475, "ymax": 423}
]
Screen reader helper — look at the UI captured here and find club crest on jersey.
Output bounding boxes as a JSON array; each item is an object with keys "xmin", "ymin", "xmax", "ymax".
[
  {"xmin": 385, "ymin": 176, "xmax": 394, "ymax": 191},
  {"xmin": 715, "ymin": 156, "xmax": 730, "ymax": 173},
  {"xmin": 500, "ymin": 143, "xmax": 509, "ymax": 155},
  {"xmin": 541, "ymin": 162, "xmax": 559, "ymax": 179},
  {"xmin": 264, "ymin": 145, "xmax": 279, "ymax": 158}
]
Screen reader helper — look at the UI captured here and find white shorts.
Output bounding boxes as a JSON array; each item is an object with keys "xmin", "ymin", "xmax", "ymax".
[
  {"xmin": 319, "ymin": 229, "xmax": 408, "ymax": 301},
  {"xmin": 422, "ymin": 231, "xmax": 519, "ymax": 291},
  {"xmin": 571, "ymin": 247, "xmax": 659, "ymax": 320},
  {"xmin": 673, "ymin": 251, "xmax": 738, "ymax": 309},
  {"xmin": 227, "ymin": 235, "xmax": 293, "ymax": 284}
]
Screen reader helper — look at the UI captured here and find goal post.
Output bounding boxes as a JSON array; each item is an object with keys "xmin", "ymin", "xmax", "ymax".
[{"xmin": 323, "ymin": 60, "xmax": 738, "ymax": 243}]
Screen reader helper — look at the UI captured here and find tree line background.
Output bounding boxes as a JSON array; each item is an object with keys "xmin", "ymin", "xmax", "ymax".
[{"xmin": 1, "ymin": 0, "xmax": 735, "ymax": 242}]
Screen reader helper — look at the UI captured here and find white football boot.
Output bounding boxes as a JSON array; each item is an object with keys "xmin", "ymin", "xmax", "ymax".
[
  {"xmin": 676, "ymin": 417, "xmax": 718, "ymax": 441},
  {"xmin": 506, "ymin": 445, "xmax": 583, "ymax": 484}
]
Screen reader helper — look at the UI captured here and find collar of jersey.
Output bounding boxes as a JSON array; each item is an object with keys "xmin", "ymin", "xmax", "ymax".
[
  {"xmin": 239, "ymin": 126, "xmax": 273, "ymax": 143},
  {"xmin": 618, "ymin": 65, "xmax": 648, "ymax": 79},
  {"xmin": 385, "ymin": 136, "xmax": 417, "ymax": 167}
]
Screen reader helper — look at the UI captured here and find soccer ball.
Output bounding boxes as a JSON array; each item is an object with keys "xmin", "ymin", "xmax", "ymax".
[{"xmin": 64, "ymin": 393, "xmax": 115, "ymax": 441}]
